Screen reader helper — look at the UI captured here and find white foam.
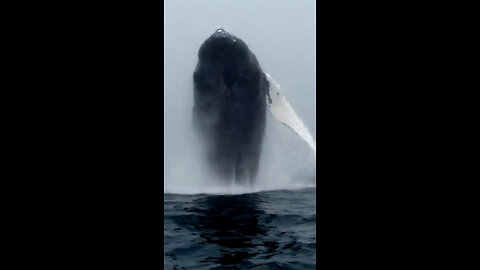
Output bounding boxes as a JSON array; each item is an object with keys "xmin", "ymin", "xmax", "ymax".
[
  {"xmin": 164, "ymin": 181, "xmax": 315, "ymax": 195},
  {"xmin": 164, "ymin": 111, "xmax": 316, "ymax": 195}
]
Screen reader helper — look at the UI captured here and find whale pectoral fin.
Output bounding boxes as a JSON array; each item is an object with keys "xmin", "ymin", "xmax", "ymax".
[{"xmin": 264, "ymin": 72, "xmax": 316, "ymax": 152}]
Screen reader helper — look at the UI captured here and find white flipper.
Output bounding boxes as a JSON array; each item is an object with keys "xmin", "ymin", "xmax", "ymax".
[{"xmin": 265, "ymin": 73, "xmax": 316, "ymax": 152}]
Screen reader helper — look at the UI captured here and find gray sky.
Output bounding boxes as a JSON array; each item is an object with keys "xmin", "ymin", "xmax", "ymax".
[{"xmin": 164, "ymin": 0, "xmax": 316, "ymax": 192}]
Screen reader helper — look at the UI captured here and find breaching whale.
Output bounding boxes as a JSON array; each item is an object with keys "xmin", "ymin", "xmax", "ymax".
[{"xmin": 193, "ymin": 28, "xmax": 315, "ymax": 184}]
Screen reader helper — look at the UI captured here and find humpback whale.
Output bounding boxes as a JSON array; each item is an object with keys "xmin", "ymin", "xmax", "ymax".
[
  {"xmin": 193, "ymin": 28, "xmax": 267, "ymax": 184},
  {"xmin": 193, "ymin": 28, "xmax": 316, "ymax": 184}
]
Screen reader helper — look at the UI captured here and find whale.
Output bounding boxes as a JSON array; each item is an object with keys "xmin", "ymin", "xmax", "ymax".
[
  {"xmin": 193, "ymin": 28, "xmax": 267, "ymax": 184},
  {"xmin": 193, "ymin": 28, "xmax": 316, "ymax": 184}
]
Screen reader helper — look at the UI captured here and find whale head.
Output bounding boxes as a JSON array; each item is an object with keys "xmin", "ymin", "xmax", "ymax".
[{"xmin": 194, "ymin": 29, "xmax": 264, "ymax": 105}]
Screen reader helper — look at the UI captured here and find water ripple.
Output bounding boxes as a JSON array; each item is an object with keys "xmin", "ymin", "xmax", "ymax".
[{"xmin": 164, "ymin": 187, "xmax": 316, "ymax": 269}]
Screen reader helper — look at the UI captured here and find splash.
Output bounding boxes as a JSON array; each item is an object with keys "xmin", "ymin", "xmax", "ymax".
[{"xmin": 164, "ymin": 108, "xmax": 316, "ymax": 195}]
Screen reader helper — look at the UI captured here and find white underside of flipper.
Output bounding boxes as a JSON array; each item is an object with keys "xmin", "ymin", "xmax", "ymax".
[{"xmin": 265, "ymin": 72, "xmax": 316, "ymax": 153}]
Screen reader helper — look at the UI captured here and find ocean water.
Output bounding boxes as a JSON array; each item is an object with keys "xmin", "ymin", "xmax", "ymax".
[{"xmin": 164, "ymin": 186, "xmax": 316, "ymax": 269}]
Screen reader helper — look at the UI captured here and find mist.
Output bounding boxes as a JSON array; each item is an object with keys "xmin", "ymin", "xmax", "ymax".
[{"xmin": 164, "ymin": 0, "xmax": 316, "ymax": 194}]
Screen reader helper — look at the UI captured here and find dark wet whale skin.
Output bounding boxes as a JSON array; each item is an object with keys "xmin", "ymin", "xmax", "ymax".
[{"xmin": 193, "ymin": 29, "xmax": 268, "ymax": 184}]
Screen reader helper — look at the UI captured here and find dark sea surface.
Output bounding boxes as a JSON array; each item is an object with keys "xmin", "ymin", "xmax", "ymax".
[{"xmin": 164, "ymin": 187, "xmax": 316, "ymax": 269}]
